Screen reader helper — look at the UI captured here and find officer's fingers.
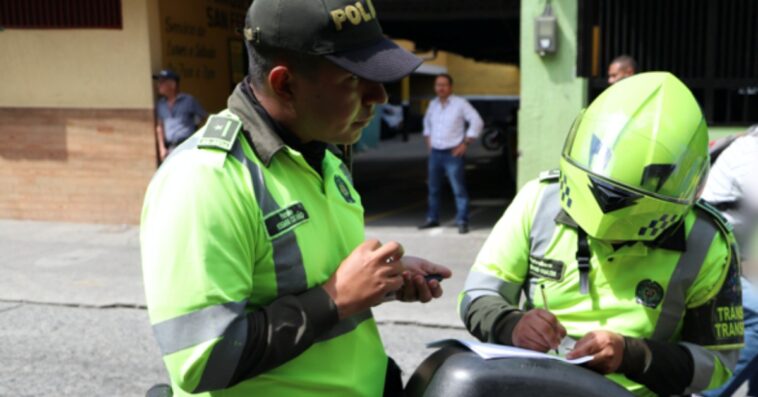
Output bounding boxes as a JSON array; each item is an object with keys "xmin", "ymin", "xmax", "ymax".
[
  {"xmin": 410, "ymin": 258, "xmax": 452, "ymax": 278},
  {"xmin": 529, "ymin": 311, "xmax": 562, "ymax": 346},
  {"xmin": 556, "ymin": 322, "xmax": 568, "ymax": 339},
  {"xmin": 522, "ymin": 317, "xmax": 558, "ymax": 349},
  {"xmin": 361, "ymin": 239, "xmax": 383, "ymax": 252},
  {"xmin": 397, "ymin": 273, "xmax": 416, "ymax": 302},
  {"xmin": 533, "ymin": 310, "xmax": 567, "ymax": 345},
  {"xmin": 374, "ymin": 240, "xmax": 404, "ymax": 259},
  {"xmin": 385, "ymin": 274, "xmax": 404, "ymax": 293},
  {"xmin": 413, "ymin": 274, "xmax": 433, "ymax": 302},
  {"xmin": 532, "ymin": 309, "xmax": 561, "ymax": 327},
  {"xmin": 517, "ymin": 329, "xmax": 552, "ymax": 352},
  {"xmin": 428, "ymin": 280, "xmax": 443, "ymax": 298},
  {"xmin": 426, "ymin": 262, "xmax": 453, "ymax": 278},
  {"xmin": 566, "ymin": 333, "xmax": 600, "ymax": 359},
  {"xmin": 585, "ymin": 348, "xmax": 614, "ymax": 374},
  {"xmin": 378, "ymin": 260, "xmax": 405, "ymax": 277}
]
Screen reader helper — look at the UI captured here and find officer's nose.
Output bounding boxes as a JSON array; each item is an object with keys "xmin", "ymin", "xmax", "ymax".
[{"xmin": 363, "ymin": 81, "xmax": 388, "ymax": 106}]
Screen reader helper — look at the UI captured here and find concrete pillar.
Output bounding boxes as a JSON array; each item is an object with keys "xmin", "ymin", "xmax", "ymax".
[{"xmin": 518, "ymin": 0, "xmax": 587, "ymax": 187}]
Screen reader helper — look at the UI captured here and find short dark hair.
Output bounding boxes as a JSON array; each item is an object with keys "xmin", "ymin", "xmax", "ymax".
[
  {"xmin": 436, "ymin": 73, "xmax": 453, "ymax": 85},
  {"xmin": 245, "ymin": 42, "xmax": 323, "ymax": 88},
  {"xmin": 611, "ymin": 55, "xmax": 637, "ymax": 73}
]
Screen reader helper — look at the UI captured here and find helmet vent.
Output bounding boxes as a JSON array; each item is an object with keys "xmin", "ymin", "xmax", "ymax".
[
  {"xmin": 588, "ymin": 175, "xmax": 642, "ymax": 213},
  {"xmin": 638, "ymin": 214, "xmax": 678, "ymax": 237}
]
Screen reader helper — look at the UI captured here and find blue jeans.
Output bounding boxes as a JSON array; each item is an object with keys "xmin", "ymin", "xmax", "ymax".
[
  {"xmin": 427, "ymin": 149, "xmax": 469, "ymax": 225},
  {"xmin": 702, "ymin": 277, "xmax": 758, "ymax": 396}
]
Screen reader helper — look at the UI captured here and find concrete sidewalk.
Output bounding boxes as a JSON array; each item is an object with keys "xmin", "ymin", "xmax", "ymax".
[{"xmin": 0, "ymin": 218, "xmax": 486, "ymax": 396}]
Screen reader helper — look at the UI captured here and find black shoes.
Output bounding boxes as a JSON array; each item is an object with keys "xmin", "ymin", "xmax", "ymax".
[
  {"xmin": 418, "ymin": 221, "xmax": 440, "ymax": 230},
  {"xmin": 418, "ymin": 221, "xmax": 469, "ymax": 233}
]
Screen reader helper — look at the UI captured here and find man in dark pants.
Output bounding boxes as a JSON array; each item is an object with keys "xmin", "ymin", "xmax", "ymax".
[{"xmin": 419, "ymin": 74, "xmax": 483, "ymax": 234}]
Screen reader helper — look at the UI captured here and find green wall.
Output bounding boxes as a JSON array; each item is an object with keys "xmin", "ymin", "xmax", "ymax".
[{"xmin": 518, "ymin": 0, "xmax": 587, "ymax": 187}]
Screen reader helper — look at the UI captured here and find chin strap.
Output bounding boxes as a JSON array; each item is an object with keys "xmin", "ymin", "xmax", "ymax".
[{"xmin": 576, "ymin": 228, "xmax": 591, "ymax": 295}]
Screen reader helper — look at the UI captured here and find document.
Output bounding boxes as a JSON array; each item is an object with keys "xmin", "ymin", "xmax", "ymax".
[{"xmin": 428, "ymin": 338, "xmax": 593, "ymax": 364}]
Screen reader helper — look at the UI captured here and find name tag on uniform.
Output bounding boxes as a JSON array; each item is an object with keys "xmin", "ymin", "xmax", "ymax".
[
  {"xmin": 264, "ymin": 202, "xmax": 309, "ymax": 239},
  {"xmin": 528, "ymin": 255, "xmax": 565, "ymax": 281}
]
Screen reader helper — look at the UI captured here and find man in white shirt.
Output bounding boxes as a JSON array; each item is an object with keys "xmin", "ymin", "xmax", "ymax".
[{"xmin": 419, "ymin": 74, "xmax": 483, "ymax": 234}]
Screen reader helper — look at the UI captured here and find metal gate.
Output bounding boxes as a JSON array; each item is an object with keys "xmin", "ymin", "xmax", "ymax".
[{"xmin": 578, "ymin": 0, "xmax": 758, "ymax": 126}]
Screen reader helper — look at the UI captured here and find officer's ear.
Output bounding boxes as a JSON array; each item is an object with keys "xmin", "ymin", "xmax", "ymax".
[{"xmin": 268, "ymin": 66, "xmax": 295, "ymax": 103}]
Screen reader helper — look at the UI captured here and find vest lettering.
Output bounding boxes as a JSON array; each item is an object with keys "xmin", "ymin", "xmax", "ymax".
[
  {"xmin": 717, "ymin": 305, "xmax": 744, "ymax": 322},
  {"xmin": 714, "ymin": 321, "xmax": 744, "ymax": 339}
]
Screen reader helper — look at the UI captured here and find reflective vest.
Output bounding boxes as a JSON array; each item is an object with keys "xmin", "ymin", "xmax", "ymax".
[
  {"xmin": 460, "ymin": 172, "xmax": 743, "ymax": 396},
  {"xmin": 141, "ymin": 110, "xmax": 386, "ymax": 396}
]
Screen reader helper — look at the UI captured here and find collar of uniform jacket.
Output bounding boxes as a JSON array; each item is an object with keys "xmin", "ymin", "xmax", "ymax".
[
  {"xmin": 227, "ymin": 78, "xmax": 286, "ymax": 166},
  {"xmin": 228, "ymin": 77, "xmax": 330, "ymax": 170},
  {"xmin": 554, "ymin": 210, "xmax": 687, "ymax": 252}
]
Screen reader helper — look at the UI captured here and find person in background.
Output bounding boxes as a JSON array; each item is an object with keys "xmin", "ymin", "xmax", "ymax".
[
  {"xmin": 153, "ymin": 69, "xmax": 207, "ymax": 161},
  {"xmin": 419, "ymin": 74, "xmax": 483, "ymax": 234},
  {"xmin": 701, "ymin": 124, "xmax": 758, "ymax": 396},
  {"xmin": 607, "ymin": 55, "xmax": 637, "ymax": 85}
]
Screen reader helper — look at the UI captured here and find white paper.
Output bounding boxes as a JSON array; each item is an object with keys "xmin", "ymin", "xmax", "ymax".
[{"xmin": 428, "ymin": 339, "xmax": 592, "ymax": 365}]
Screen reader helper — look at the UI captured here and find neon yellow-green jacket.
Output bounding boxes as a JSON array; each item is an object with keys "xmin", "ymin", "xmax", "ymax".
[
  {"xmin": 459, "ymin": 172, "xmax": 743, "ymax": 396},
  {"xmin": 141, "ymin": 84, "xmax": 386, "ymax": 396}
]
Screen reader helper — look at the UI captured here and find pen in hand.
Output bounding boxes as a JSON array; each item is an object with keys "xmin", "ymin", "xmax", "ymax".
[{"xmin": 541, "ymin": 284, "xmax": 560, "ymax": 355}]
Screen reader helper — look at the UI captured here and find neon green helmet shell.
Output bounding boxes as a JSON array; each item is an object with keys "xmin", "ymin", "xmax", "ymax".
[{"xmin": 559, "ymin": 72, "xmax": 709, "ymax": 241}]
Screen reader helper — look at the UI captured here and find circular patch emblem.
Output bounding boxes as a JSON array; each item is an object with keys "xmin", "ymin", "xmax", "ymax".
[
  {"xmin": 635, "ymin": 279, "xmax": 664, "ymax": 308},
  {"xmin": 334, "ymin": 175, "xmax": 355, "ymax": 203}
]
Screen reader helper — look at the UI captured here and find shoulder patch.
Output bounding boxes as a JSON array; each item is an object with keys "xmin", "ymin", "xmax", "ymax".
[
  {"xmin": 539, "ymin": 169, "xmax": 561, "ymax": 183},
  {"xmin": 198, "ymin": 116, "xmax": 241, "ymax": 152}
]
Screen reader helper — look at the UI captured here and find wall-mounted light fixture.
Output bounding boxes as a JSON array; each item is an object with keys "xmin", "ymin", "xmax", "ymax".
[{"xmin": 534, "ymin": 3, "xmax": 557, "ymax": 56}]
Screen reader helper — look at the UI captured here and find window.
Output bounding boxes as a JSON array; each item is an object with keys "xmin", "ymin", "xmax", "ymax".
[{"xmin": 0, "ymin": 0, "xmax": 122, "ymax": 29}]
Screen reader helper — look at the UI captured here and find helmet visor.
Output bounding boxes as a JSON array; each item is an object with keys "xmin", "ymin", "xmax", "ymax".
[{"xmin": 562, "ymin": 110, "xmax": 709, "ymax": 204}]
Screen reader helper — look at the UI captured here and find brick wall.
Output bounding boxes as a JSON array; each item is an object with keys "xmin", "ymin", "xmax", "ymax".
[{"xmin": 0, "ymin": 108, "xmax": 157, "ymax": 224}]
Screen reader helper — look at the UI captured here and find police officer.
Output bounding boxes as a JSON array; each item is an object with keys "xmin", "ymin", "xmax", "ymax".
[
  {"xmin": 459, "ymin": 72, "xmax": 743, "ymax": 396},
  {"xmin": 140, "ymin": 0, "xmax": 451, "ymax": 396}
]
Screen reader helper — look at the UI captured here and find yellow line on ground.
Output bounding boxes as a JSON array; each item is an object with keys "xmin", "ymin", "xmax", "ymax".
[{"xmin": 365, "ymin": 200, "xmax": 426, "ymax": 223}]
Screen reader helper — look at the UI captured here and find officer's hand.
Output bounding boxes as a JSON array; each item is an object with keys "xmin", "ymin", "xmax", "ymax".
[
  {"xmin": 159, "ymin": 145, "xmax": 168, "ymax": 161},
  {"xmin": 395, "ymin": 256, "xmax": 452, "ymax": 303},
  {"xmin": 512, "ymin": 309, "xmax": 567, "ymax": 352},
  {"xmin": 567, "ymin": 330, "xmax": 624, "ymax": 374},
  {"xmin": 323, "ymin": 239, "xmax": 405, "ymax": 319}
]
